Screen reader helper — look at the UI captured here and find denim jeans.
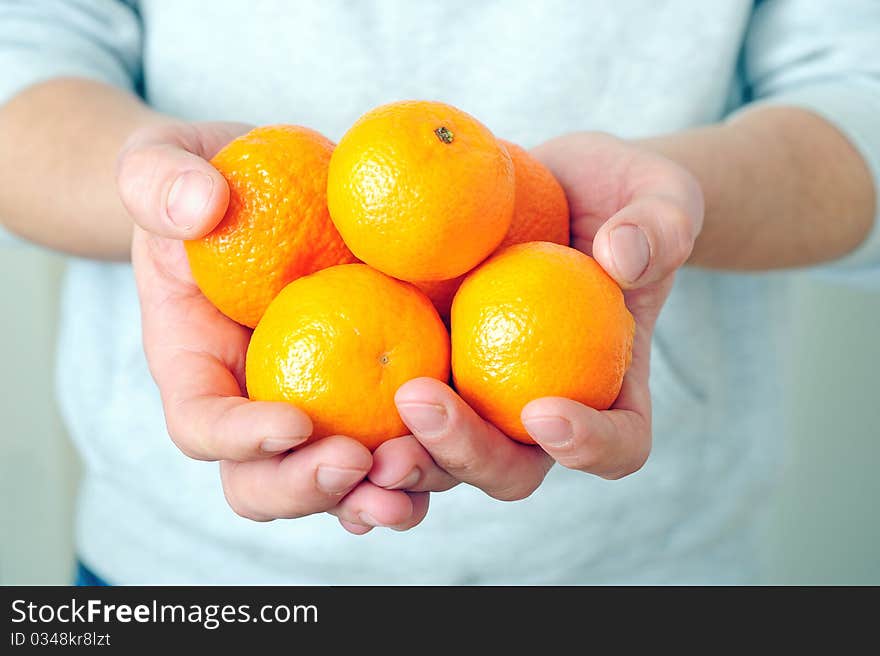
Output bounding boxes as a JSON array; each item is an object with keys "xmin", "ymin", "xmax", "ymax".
[{"xmin": 74, "ymin": 560, "xmax": 110, "ymax": 586}]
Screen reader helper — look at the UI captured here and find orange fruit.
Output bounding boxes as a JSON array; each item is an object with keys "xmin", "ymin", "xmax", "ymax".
[
  {"xmin": 451, "ymin": 242, "xmax": 634, "ymax": 444},
  {"xmin": 412, "ymin": 276, "xmax": 464, "ymax": 322},
  {"xmin": 496, "ymin": 140, "xmax": 570, "ymax": 246},
  {"xmin": 246, "ymin": 264, "xmax": 450, "ymax": 450},
  {"xmin": 185, "ymin": 125, "xmax": 357, "ymax": 328},
  {"xmin": 327, "ymin": 100, "xmax": 515, "ymax": 281},
  {"xmin": 415, "ymin": 139, "xmax": 570, "ymax": 317}
]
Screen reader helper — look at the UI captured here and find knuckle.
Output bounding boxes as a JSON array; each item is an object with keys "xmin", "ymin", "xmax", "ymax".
[
  {"xmin": 165, "ymin": 416, "xmax": 210, "ymax": 461},
  {"xmin": 428, "ymin": 477, "xmax": 460, "ymax": 493},
  {"xmin": 390, "ymin": 510, "xmax": 426, "ymax": 531},
  {"xmin": 225, "ymin": 496, "xmax": 255, "ymax": 520},
  {"xmin": 220, "ymin": 465, "xmax": 278, "ymax": 523},
  {"xmin": 116, "ymin": 140, "xmax": 152, "ymax": 180},
  {"xmin": 122, "ymin": 123, "xmax": 164, "ymax": 148},
  {"xmin": 392, "ymin": 513, "xmax": 428, "ymax": 532},
  {"xmin": 167, "ymin": 430, "xmax": 202, "ymax": 461},
  {"xmin": 275, "ymin": 490, "xmax": 314, "ymax": 520},
  {"xmin": 221, "ymin": 481, "xmax": 263, "ymax": 522},
  {"xmin": 441, "ymin": 452, "xmax": 482, "ymax": 478},
  {"xmin": 488, "ymin": 465, "xmax": 545, "ymax": 501},
  {"xmin": 599, "ymin": 440, "xmax": 652, "ymax": 481},
  {"xmin": 489, "ymin": 481, "xmax": 537, "ymax": 502},
  {"xmin": 232, "ymin": 504, "xmax": 273, "ymax": 523},
  {"xmin": 115, "ymin": 147, "xmax": 161, "ymax": 216},
  {"xmin": 656, "ymin": 200, "xmax": 696, "ymax": 265},
  {"xmin": 434, "ymin": 426, "xmax": 494, "ymax": 479},
  {"xmin": 599, "ymin": 466, "xmax": 634, "ymax": 481},
  {"xmin": 663, "ymin": 200, "xmax": 691, "ymax": 232},
  {"xmin": 114, "ymin": 150, "xmax": 141, "ymax": 200},
  {"xmin": 599, "ymin": 459, "xmax": 644, "ymax": 481},
  {"xmin": 560, "ymin": 442, "xmax": 605, "ymax": 472}
]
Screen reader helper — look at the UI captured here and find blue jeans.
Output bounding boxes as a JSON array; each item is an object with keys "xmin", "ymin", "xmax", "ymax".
[{"xmin": 74, "ymin": 560, "xmax": 110, "ymax": 586}]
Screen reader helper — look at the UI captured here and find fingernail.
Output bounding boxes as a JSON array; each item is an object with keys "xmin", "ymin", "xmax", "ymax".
[
  {"xmin": 167, "ymin": 171, "xmax": 213, "ymax": 227},
  {"xmin": 387, "ymin": 467, "xmax": 421, "ymax": 490},
  {"xmin": 523, "ymin": 416, "xmax": 573, "ymax": 447},
  {"xmin": 316, "ymin": 466, "xmax": 365, "ymax": 494},
  {"xmin": 260, "ymin": 437, "xmax": 306, "ymax": 454},
  {"xmin": 609, "ymin": 224, "xmax": 650, "ymax": 284},
  {"xmin": 358, "ymin": 512, "xmax": 382, "ymax": 527},
  {"xmin": 397, "ymin": 403, "xmax": 447, "ymax": 436}
]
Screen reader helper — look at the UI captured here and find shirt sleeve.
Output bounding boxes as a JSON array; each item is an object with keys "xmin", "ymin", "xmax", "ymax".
[
  {"xmin": 736, "ymin": 0, "xmax": 880, "ymax": 285},
  {"xmin": 0, "ymin": 0, "xmax": 143, "ymax": 242},
  {"xmin": 0, "ymin": 0, "xmax": 143, "ymax": 104}
]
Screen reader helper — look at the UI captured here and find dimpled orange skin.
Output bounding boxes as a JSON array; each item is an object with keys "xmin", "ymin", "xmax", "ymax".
[
  {"xmin": 451, "ymin": 242, "xmax": 635, "ymax": 444},
  {"xmin": 246, "ymin": 264, "xmax": 451, "ymax": 451},
  {"xmin": 185, "ymin": 125, "xmax": 357, "ymax": 328},
  {"xmin": 327, "ymin": 100, "xmax": 515, "ymax": 281},
  {"xmin": 415, "ymin": 139, "xmax": 570, "ymax": 317}
]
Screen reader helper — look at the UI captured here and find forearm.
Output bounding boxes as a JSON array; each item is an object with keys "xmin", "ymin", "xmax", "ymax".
[
  {"xmin": 0, "ymin": 78, "xmax": 171, "ymax": 260},
  {"xmin": 637, "ymin": 106, "xmax": 876, "ymax": 270}
]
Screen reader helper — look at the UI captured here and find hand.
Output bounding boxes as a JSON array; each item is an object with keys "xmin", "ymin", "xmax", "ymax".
[
  {"xmin": 120, "ymin": 122, "xmax": 428, "ymax": 533},
  {"xmin": 369, "ymin": 132, "xmax": 704, "ymax": 507}
]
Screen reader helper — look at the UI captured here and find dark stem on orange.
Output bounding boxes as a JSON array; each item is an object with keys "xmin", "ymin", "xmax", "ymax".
[{"xmin": 434, "ymin": 126, "xmax": 454, "ymax": 144}]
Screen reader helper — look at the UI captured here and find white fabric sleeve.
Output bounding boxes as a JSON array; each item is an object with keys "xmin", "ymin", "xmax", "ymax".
[
  {"xmin": 736, "ymin": 0, "xmax": 880, "ymax": 284},
  {"xmin": 0, "ymin": 0, "xmax": 142, "ymax": 243},
  {"xmin": 0, "ymin": 0, "xmax": 142, "ymax": 104}
]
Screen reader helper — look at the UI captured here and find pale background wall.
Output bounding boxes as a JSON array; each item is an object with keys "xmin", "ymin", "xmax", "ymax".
[{"xmin": 0, "ymin": 241, "xmax": 878, "ymax": 585}]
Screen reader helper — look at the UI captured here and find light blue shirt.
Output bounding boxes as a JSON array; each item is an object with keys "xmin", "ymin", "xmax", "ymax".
[{"xmin": 1, "ymin": 0, "xmax": 878, "ymax": 584}]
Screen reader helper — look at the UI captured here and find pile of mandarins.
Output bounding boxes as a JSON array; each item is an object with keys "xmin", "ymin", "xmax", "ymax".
[{"xmin": 185, "ymin": 101, "xmax": 634, "ymax": 450}]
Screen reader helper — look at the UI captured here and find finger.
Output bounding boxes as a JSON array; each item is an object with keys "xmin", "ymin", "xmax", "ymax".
[
  {"xmin": 521, "ymin": 396, "xmax": 651, "ymax": 480},
  {"xmin": 330, "ymin": 482, "xmax": 430, "ymax": 531},
  {"xmin": 116, "ymin": 121, "xmax": 251, "ymax": 239},
  {"xmin": 369, "ymin": 435, "xmax": 459, "ymax": 492},
  {"xmin": 219, "ymin": 436, "xmax": 372, "ymax": 521},
  {"xmin": 165, "ymin": 371, "xmax": 314, "ymax": 461},
  {"xmin": 339, "ymin": 520, "xmax": 373, "ymax": 535},
  {"xmin": 592, "ymin": 189, "xmax": 702, "ymax": 289},
  {"xmin": 395, "ymin": 378, "xmax": 553, "ymax": 501},
  {"xmin": 520, "ymin": 321, "xmax": 652, "ymax": 481},
  {"xmin": 132, "ymin": 230, "xmax": 313, "ymax": 461},
  {"xmin": 530, "ymin": 133, "xmax": 703, "ymax": 288}
]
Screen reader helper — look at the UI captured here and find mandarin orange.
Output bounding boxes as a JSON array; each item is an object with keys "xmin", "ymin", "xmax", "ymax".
[
  {"xmin": 246, "ymin": 264, "xmax": 450, "ymax": 450},
  {"xmin": 327, "ymin": 100, "xmax": 514, "ymax": 281},
  {"xmin": 185, "ymin": 125, "xmax": 356, "ymax": 328},
  {"xmin": 415, "ymin": 139, "xmax": 570, "ymax": 317},
  {"xmin": 451, "ymin": 242, "xmax": 634, "ymax": 444}
]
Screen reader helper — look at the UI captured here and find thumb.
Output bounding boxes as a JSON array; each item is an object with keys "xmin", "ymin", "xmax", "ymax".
[
  {"xmin": 592, "ymin": 194, "xmax": 701, "ymax": 289},
  {"xmin": 116, "ymin": 121, "xmax": 251, "ymax": 239}
]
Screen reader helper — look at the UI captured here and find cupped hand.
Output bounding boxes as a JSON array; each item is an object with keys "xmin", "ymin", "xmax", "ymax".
[
  {"xmin": 370, "ymin": 132, "xmax": 704, "ymax": 503},
  {"xmin": 121, "ymin": 122, "xmax": 428, "ymax": 533}
]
